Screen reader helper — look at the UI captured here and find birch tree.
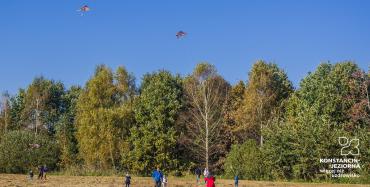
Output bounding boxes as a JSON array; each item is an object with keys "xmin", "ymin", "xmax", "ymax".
[{"xmin": 182, "ymin": 63, "xmax": 230, "ymax": 170}]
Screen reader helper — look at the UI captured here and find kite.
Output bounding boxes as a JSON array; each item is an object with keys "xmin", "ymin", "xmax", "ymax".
[
  {"xmin": 176, "ymin": 31, "xmax": 187, "ymax": 39},
  {"xmin": 77, "ymin": 5, "xmax": 91, "ymax": 16}
]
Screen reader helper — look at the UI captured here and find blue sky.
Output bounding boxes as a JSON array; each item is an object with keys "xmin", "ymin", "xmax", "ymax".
[{"xmin": 1, "ymin": 0, "xmax": 369, "ymax": 94}]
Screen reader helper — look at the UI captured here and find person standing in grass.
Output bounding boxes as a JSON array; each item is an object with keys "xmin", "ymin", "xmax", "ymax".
[
  {"xmin": 234, "ymin": 175, "xmax": 239, "ymax": 187},
  {"xmin": 195, "ymin": 167, "xmax": 201, "ymax": 184},
  {"xmin": 203, "ymin": 168, "xmax": 209, "ymax": 178},
  {"xmin": 124, "ymin": 172, "xmax": 131, "ymax": 187},
  {"xmin": 28, "ymin": 169, "xmax": 34, "ymax": 180},
  {"xmin": 162, "ymin": 175, "xmax": 168, "ymax": 187},
  {"xmin": 152, "ymin": 167, "xmax": 163, "ymax": 187},
  {"xmin": 37, "ymin": 165, "xmax": 44, "ymax": 180},
  {"xmin": 42, "ymin": 165, "xmax": 48, "ymax": 180},
  {"xmin": 204, "ymin": 173, "xmax": 215, "ymax": 187}
]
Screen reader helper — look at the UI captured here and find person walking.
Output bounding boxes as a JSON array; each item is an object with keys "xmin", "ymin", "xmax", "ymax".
[
  {"xmin": 234, "ymin": 175, "xmax": 239, "ymax": 187},
  {"xmin": 124, "ymin": 172, "xmax": 131, "ymax": 187},
  {"xmin": 152, "ymin": 167, "xmax": 163, "ymax": 187}
]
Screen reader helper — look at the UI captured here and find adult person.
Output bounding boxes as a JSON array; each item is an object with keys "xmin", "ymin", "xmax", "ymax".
[
  {"xmin": 124, "ymin": 172, "xmax": 131, "ymax": 187},
  {"xmin": 204, "ymin": 173, "xmax": 215, "ymax": 187},
  {"xmin": 152, "ymin": 167, "xmax": 163, "ymax": 187},
  {"xmin": 42, "ymin": 165, "xmax": 48, "ymax": 180},
  {"xmin": 195, "ymin": 167, "xmax": 201, "ymax": 184},
  {"xmin": 203, "ymin": 168, "xmax": 209, "ymax": 178},
  {"xmin": 37, "ymin": 165, "xmax": 44, "ymax": 180}
]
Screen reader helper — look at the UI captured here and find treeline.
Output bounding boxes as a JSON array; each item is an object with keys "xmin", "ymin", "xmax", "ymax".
[{"xmin": 0, "ymin": 61, "xmax": 368, "ymax": 182}]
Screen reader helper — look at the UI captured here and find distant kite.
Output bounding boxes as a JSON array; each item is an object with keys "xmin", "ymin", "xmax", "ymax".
[
  {"xmin": 176, "ymin": 31, "xmax": 187, "ymax": 39},
  {"xmin": 77, "ymin": 5, "xmax": 91, "ymax": 16}
]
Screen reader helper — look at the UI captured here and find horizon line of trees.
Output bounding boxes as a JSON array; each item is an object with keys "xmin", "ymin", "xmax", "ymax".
[{"xmin": 0, "ymin": 61, "xmax": 368, "ymax": 183}]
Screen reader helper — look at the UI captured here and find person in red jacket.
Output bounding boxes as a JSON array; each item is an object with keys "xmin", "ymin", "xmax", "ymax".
[{"xmin": 204, "ymin": 174, "xmax": 216, "ymax": 187}]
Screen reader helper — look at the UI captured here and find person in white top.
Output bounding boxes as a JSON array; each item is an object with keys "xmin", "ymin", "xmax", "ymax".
[
  {"xmin": 203, "ymin": 168, "xmax": 209, "ymax": 178},
  {"xmin": 162, "ymin": 175, "xmax": 168, "ymax": 187}
]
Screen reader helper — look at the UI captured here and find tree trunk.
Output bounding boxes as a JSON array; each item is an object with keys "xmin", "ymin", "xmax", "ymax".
[{"xmin": 204, "ymin": 81, "xmax": 209, "ymax": 170}]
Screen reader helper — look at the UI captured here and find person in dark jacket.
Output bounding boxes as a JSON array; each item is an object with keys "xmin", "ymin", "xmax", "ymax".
[
  {"xmin": 234, "ymin": 175, "xmax": 239, "ymax": 187},
  {"xmin": 42, "ymin": 165, "xmax": 48, "ymax": 180},
  {"xmin": 124, "ymin": 172, "xmax": 131, "ymax": 187},
  {"xmin": 152, "ymin": 167, "xmax": 163, "ymax": 187},
  {"xmin": 195, "ymin": 167, "xmax": 201, "ymax": 184},
  {"xmin": 37, "ymin": 166, "xmax": 44, "ymax": 180}
]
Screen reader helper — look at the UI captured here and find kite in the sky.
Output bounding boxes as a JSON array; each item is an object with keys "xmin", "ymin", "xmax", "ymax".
[
  {"xmin": 77, "ymin": 5, "xmax": 91, "ymax": 16},
  {"xmin": 176, "ymin": 31, "xmax": 187, "ymax": 39}
]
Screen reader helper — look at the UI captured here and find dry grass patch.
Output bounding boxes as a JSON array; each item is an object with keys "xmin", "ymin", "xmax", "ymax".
[{"xmin": 0, "ymin": 174, "xmax": 368, "ymax": 187}]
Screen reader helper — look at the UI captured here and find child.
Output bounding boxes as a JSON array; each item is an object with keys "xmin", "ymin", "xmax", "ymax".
[
  {"xmin": 162, "ymin": 175, "xmax": 168, "ymax": 187},
  {"xmin": 124, "ymin": 173, "xmax": 131, "ymax": 187},
  {"xmin": 29, "ymin": 169, "xmax": 34, "ymax": 180},
  {"xmin": 234, "ymin": 175, "xmax": 239, "ymax": 187}
]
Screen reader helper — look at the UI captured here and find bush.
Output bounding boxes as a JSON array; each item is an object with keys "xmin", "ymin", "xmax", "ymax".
[
  {"xmin": 224, "ymin": 140, "xmax": 264, "ymax": 180},
  {"xmin": 0, "ymin": 130, "xmax": 59, "ymax": 173}
]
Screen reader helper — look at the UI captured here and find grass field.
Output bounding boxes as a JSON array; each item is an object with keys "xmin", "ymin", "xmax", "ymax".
[{"xmin": 0, "ymin": 174, "xmax": 369, "ymax": 187}]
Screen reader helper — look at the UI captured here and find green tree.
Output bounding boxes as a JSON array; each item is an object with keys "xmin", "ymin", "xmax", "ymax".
[
  {"xmin": 76, "ymin": 65, "xmax": 135, "ymax": 170},
  {"xmin": 18, "ymin": 77, "xmax": 66, "ymax": 135},
  {"xmin": 224, "ymin": 140, "xmax": 264, "ymax": 180},
  {"xmin": 128, "ymin": 70, "xmax": 183, "ymax": 175},
  {"xmin": 55, "ymin": 86, "xmax": 81, "ymax": 168},
  {"xmin": 239, "ymin": 60, "xmax": 293, "ymax": 145},
  {"xmin": 9, "ymin": 89, "xmax": 26, "ymax": 130},
  {"xmin": 224, "ymin": 81, "xmax": 246, "ymax": 144},
  {"xmin": 0, "ymin": 91, "xmax": 11, "ymax": 137},
  {"xmin": 274, "ymin": 62, "xmax": 369, "ymax": 181},
  {"xmin": 0, "ymin": 130, "xmax": 59, "ymax": 173}
]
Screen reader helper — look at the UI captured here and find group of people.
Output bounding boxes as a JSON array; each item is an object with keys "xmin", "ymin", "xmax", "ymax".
[
  {"xmin": 195, "ymin": 167, "xmax": 239, "ymax": 187},
  {"xmin": 27, "ymin": 165, "xmax": 238, "ymax": 186},
  {"xmin": 28, "ymin": 165, "xmax": 47, "ymax": 181},
  {"xmin": 125, "ymin": 167, "xmax": 239, "ymax": 187},
  {"xmin": 195, "ymin": 167, "xmax": 215, "ymax": 187},
  {"xmin": 124, "ymin": 167, "xmax": 168, "ymax": 187}
]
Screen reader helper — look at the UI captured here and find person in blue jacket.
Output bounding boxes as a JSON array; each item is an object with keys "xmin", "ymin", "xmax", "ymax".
[
  {"xmin": 234, "ymin": 175, "xmax": 239, "ymax": 187},
  {"xmin": 152, "ymin": 167, "xmax": 163, "ymax": 187}
]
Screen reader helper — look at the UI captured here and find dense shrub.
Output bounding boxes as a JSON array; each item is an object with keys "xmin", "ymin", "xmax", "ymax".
[
  {"xmin": 0, "ymin": 130, "xmax": 59, "ymax": 173},
  {"xmin": 224, "ymin": 140, "xmax": 264, "ymax": 180}
]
